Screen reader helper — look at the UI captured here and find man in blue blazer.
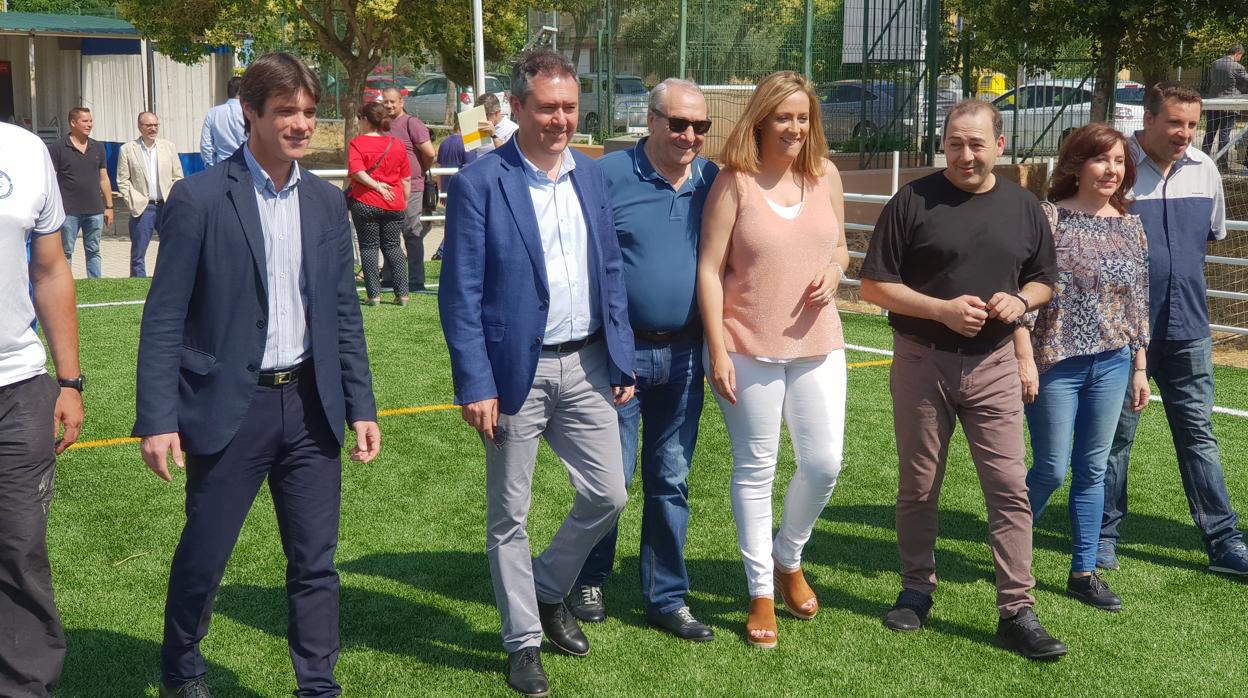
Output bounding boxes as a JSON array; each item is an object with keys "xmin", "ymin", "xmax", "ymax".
[
  {"xmin": 133, "ymin": 53, "xmax": 380, "ymax": 698},
  {"xmin": 438, "ymin": 50, "xmax": 634, "ymax": 698}
]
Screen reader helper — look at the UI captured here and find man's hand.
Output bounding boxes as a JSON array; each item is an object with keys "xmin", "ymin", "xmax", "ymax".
[
  {"xmin": 53, "ymin": 387, "xmax": 83, "ymax": 454},
  {"xmin": 478, "ymin": 120, "xmax": 497, "ymax": 137},
  {"xmin": 1129, "ymin": 371, "xmax": 1151, "ymax": 412},
  {"xmin": 612, "ymin": 385, "xmax": 634, "ymax": 406},
  {"xmin": 103, "ymin": 209, "xmax": 114, "ymax": 227},
  {"xmin": 140, "ymin": 432, "xmax": 183, "ymax": 482},
  {"xmin": 351, "ymin": 420, "xmax": 381, "ymax": 462},
  {"xmin": 939, "ymin": 295, "xmax": 989, "ymax": 337},
  {"xmin": 805, "ymin": 263, "xmax": 842, "ymax": 307},
  {"xmin": 461, "ymin": 398, "xmax": 500, "ymax": 442},
  {"xmin": 986, "ymin": 291, "xmax": 1028, "ymax": 324},
  {"xmin": 1018, "ymin": 356, "xmax": 1039, "ymax": 404}
]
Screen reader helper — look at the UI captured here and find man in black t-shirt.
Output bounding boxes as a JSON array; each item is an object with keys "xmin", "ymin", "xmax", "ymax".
[
  {"xmin": 860, "ymin": 100, "xmax": 1066, "ymax": 660},
  {"xmin": 47, "ymin": 107, "xmax": 113, "ymax": 279}
]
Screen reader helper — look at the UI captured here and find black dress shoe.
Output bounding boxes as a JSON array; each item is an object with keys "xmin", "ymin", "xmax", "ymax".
[
  {"xmin": 159, "ymin": 678, "xmax": 213, "ymax": 698},
  {"xmin": 506, "ymin": 647, "xmax": 550, "ymax": 697},
  {"xmin": 537, "ymin": 600, "xmax": 590, "ymax": 656},
  {"xmin": 1066, "ymin": 572, "xmax": 1122, "ymax": 612},
  {"xmin": 645, "ymin": 606, "xmax": 715, "ymax": 642},
  {"xmin": 883, "ymin": 588, "xmax": 932, "ymax": 632},
  {"xmin": 994, "ymin": 608, "xmax": 1068, "ymax": 660},
  {"xmin": 567, "ymin": 584, "xmax": 606, "ymax": 623}
]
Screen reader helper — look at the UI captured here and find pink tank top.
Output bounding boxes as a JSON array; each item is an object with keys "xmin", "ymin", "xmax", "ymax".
[{"xmin": 720, "ymin": 169, "xmax": 845, "ymax": 359}]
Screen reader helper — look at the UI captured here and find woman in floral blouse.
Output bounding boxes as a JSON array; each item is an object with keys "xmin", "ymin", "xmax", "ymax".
[{"xmin": 1013, "ymin": 123, "xmax": 1150, "ymax": 612}]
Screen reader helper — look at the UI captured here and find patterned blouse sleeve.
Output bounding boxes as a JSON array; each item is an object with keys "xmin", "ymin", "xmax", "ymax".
[{"xmin": 1129, "ymin": 216, "xmax": 1150, "ymax": 352}]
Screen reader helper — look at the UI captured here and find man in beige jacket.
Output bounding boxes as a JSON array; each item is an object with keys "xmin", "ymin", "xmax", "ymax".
[{"xmin": 117, "ymin": 112, "xmax": 183, "ymax": 277}]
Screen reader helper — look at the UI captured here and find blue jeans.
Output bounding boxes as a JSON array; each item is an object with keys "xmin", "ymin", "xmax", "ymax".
[
  {"xmin": 1025, "ymin": 347, "xmax": 1130, "ymax": 573},
  {"xmin": 1101, "ymin": 337, "xmax": 1244, "ymax": 555},
  {"xmin": 61, "ymin": 213, "xmax": 104, "ymax": 279},
  {"xmin": 128, "ymin": 203, "xmax": 159, "ymax": 278},
  {"xmin": 1202, "ymin": 111, "xmax": 1234, "ymax": 159},
  {"xmin": 576, "ymin": 333, "xmax": 704, "ymax": 614}
]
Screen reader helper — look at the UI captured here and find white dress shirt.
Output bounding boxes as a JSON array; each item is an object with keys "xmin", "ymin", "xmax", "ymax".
[
  {"xmin": 517, "ymin": 147, "xmax": 600, "ymax": 344},
  {"xmin": 242, "ymin": 144, "xmax": 311, "ymax": 369},
  {"xmin": 139, "ymin": 139, "xmax": 160, "ymax": 201}
]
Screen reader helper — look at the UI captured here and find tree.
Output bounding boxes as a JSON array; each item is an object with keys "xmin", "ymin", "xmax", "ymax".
[
  {"xmin": 951, "ymin": 0, "xmax": 1248, "ymax": 123},
  {"xmin": 117, "ymin": 0, "xmax": 533, "ymax": 153}
]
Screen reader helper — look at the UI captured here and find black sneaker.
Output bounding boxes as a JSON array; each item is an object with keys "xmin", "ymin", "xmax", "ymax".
[
  {"xmin": 567, "ymin": 584, "xmax": 606, "ymax": 623},
  {"xmin": 537, "ymin": 600, "xmax": 590, "ymax": 656},
  {"xmin": 1209, "ymin": 541, "xmax": 1248, "ymax": 576},
  {"xmin": 1066, "ymin": 572, "xmax": 1122, "ymax": 612},
  {"xmin": 159, "ymin": 679, "xmax": 212, "ymax": 698},
  {"xmin": 883, "ymin": 589, "xmax": 932, "ymax": 632},
  {"xmin": 1095, "ymin": 539, "xmax": 1120, "ymax": 571},
  {"xmin": 994, "ymin": 608, "xmax": 1068, "ymax": 660},
  {"xmin": 506, "ymin": 647, "xmax": 550, "ymax": 697}
]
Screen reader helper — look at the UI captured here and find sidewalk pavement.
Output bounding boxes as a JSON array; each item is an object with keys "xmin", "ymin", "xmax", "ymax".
[{"xmin": 66, "ymin": 224, "xmax": 446, "ymax": 280}]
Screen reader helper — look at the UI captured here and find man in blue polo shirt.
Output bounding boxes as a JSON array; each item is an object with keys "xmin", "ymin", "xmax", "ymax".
[
  {"xmin": 1099, "ymin": 82, "xmax": 1248, "ymax": 576},
  {"xmin": 567, "ymin": 78, "xmax": 719, "ymax": 640}
]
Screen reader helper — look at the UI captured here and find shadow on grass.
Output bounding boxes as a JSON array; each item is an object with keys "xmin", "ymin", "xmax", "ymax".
[
  {"xmin": 824, "ymin": 502, "xmax": 1209, "ymax": 570},
  {"xmin": 214, "ymin": 582, "xmax": 499, "ymax": 675},
  {"xmin": 60, "ymin": 628, "xmax": 263, "ymax": 697}
]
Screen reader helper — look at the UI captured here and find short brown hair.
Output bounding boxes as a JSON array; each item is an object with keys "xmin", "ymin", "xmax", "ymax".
[
  {"xmin": 358, "ymin": 102, "xmax": 392, "ymax": 132},
  {"xmin": 476, "ymin": 92, "xmax": 501, "ymax": 115},
  {"xmin": 68, "ymin": 107, "xmax": 91, "ymax": 123},
  {"xmin": 943, "ymin": 99, "xmax": 1002, "ymax": 138},
  {"xmin": 1046, "ymin": 123, "xmax": 1136, "ymax": 214},
  {"xmin": 511, "ymin": 50, "xmax": 576, "ymax": 105},
  {"xmin": 239, "ymin": 53, "xmax": 322, "ymax": 131},
  {"xmin": 1144, "ymin": 82, "xmax": 1201, "ymax": 116},
  {"xmin": 719, "ymin": 71, "xmax": 827, "ymax": 178}
]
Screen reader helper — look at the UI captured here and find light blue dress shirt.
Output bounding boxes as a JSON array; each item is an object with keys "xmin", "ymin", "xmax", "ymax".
[
  {"xmin": 201, "ymin": 98, "xmax": 246, "ymax": 166},
  {"xmin": 243, "ymin": 144, "xmax": 311, "ymax": 369},
  {"xmin": 517, "ymin": 147, "xmax": 600, "ymax": 344}
]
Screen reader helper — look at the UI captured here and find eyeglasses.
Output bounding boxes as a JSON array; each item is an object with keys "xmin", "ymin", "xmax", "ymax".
[{"xmin": 652, "ymin": 109, "xmax": 712, "ymax": 135}]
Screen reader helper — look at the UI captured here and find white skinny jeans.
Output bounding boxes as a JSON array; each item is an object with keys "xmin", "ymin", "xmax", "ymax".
[{"xmin": 706, "ymin": 349, "xmax": 847, "ymax": 597}]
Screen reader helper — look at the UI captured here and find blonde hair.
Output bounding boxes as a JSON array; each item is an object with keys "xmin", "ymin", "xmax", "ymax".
[{"xmin": 720, "ymin": 71, "xmax": 827, "ymax": 178}]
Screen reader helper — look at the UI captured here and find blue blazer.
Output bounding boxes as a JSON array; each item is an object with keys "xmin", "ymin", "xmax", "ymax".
[
  {"xmin": 132, "ymin": 148, "xmax": 377, "ymax": 455},
  {"xmin": 438, "ymin": 139, "xmax": 635, "ymax": 415}
]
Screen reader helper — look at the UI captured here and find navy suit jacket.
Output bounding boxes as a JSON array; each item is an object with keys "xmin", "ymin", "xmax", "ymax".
[
  {"xmin": 438, "ymin": 139, "xmax": 634, "ymax": 415},
  {"xmin": 132, "ymin": 148, "xmax": 377, "ymax": 455}
]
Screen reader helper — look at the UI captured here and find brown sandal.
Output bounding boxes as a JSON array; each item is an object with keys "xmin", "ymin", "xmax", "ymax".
[
  {"xmin": 775, "ymin": 564, "xmax": 818, "ymax": 619},
  {"xmin": 746, "ymin": 596, "xmax": 778, "ymax": 649}
]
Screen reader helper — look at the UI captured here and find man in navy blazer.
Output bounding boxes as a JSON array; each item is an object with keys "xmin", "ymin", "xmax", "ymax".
[
  {"xmin": 438, "ymin": 50, "xmax": 634, "ymax": 698},
  {"xmin": 133, "ymin": 53, "xmax": 379, "ymax": 698}
]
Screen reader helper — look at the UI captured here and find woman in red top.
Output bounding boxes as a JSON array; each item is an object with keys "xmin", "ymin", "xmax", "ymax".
[{"xmin": 348, "ymin": 102, "xmax": 411, "ymax": 305}]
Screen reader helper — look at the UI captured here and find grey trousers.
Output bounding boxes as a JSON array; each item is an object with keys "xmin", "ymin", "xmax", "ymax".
[
  {"xmin": 484, "ymin": 342, "xmax": 628, "ymax": 653},
  {"xmin": 0, "ymin": 374, "xmax": 64, "ymax": 697}
]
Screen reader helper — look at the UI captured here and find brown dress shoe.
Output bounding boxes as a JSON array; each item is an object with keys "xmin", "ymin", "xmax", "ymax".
[{"xmin": 775, "ymin": 564, "xmax": 818, "ymax": 619}]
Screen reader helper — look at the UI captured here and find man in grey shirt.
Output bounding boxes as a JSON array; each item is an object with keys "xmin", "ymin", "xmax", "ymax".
[{"xmin": 1200, "ymin": 43, "xmax": 1248, "ymax": 166}]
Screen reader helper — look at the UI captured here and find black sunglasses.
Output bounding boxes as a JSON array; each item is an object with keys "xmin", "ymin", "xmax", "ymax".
[{"xmin": 652, "ymin": 109, "xmax": 712, "ymax": 135}]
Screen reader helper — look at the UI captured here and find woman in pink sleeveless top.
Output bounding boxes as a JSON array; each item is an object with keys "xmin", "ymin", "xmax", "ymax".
[{"xmin": 697, "ymin": 71, "xmax": 850, "ymax": 649}]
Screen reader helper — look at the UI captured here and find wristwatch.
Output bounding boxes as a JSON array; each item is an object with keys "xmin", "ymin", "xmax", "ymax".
[{"xmin": 57, "ymin": 374, "xmax": 86, "ymax": 392}]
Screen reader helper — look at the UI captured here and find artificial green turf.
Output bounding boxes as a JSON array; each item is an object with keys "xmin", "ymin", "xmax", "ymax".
[{"xmin": 50, "ymin": 276, "xmax": 1247, "ymax": 696}]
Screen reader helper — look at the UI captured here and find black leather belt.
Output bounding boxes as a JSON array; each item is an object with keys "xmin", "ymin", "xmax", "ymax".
[
  {"xmin": 633, "ymin": 322, "xmax": 700, "ymax": 346},
  {"xmin": 149, "ymin": 199, "xmax": 164, "ymax": 206},
  {"xmin": 897, "ymin": 332, "xmax": 1006, "ymax": 356},
  {"xmin": 258, "ymin": 361, "xmax": 309, "ymax": 386},
  {"xmin": 542, "ymin": 329, "xmax": 603, "ymax": 354}
]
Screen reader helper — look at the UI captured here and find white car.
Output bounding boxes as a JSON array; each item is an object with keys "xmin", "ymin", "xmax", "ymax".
[
  {"xmin": 403, "ymin": 73, "xmax": 510, "ymax": 126},
  {"xmin": 990, "ymin": 80, "xmax": 1146, "ymax": 155}
]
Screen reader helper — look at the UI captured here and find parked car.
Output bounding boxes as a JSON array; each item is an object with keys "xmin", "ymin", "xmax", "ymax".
[
  {"xmin": 577, "ymin": 73, "xmax": 649, "ymax": 132},
  {"xmin": 363, "ymin": 76, "xmax": 408, "ymax": 103},
  {"xmin": 989, "ymin": 80, "xmax": 1145, "ymax": 154},
  {"xmin": 403, "ymin": 73, "xmax": 510, "ymax": 125},
  {"xmin": 819, "ymin": 80, "xmax": 956, "ymax": 145}
]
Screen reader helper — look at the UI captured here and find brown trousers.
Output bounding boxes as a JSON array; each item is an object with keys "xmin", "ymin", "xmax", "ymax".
[{"xmin": 889, "ymin": 333, "xmax": 1036, "ymax": 616}]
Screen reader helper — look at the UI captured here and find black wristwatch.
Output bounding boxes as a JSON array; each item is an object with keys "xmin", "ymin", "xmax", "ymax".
[{"xmin": 57, "ymin": 374, "xmax": 86, "ymax": 392}]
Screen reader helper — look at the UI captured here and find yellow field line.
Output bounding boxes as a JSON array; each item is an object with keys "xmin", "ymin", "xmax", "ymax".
[{"xmin": 66, "ymin": 363, "xmax": 894, "ymax": 452}]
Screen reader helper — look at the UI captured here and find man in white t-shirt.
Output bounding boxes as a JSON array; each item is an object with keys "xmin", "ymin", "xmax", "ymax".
[{"xmin": 0, "ymin": 121, "xmax": 84, "ymax": 697}]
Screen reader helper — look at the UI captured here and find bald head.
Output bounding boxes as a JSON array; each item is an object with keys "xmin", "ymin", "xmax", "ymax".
[{"xmin": 381, "ymin": 87, "xmax": 405, "ymax": 119}]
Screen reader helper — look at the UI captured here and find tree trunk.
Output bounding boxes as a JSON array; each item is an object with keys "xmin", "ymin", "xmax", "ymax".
[
  {"xmin": 342, "ymin": 67, "xmax": 367, "ymax": 163},
  {"xmin": 1090, "ymin": 24, "xmax": 1124, "ymax": 123}
]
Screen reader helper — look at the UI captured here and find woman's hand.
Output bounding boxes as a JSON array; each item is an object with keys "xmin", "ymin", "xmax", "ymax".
[
  {"xmin": 375, "ymin": 181, "xmax": 395, "ymax": 202},
  {"xmin": 805, "ymin": 263, "xmax": 843, "ymax": 307},
  {"xmin": 1018, "ymin": 356, "xmax": 1039, "ymax": 404},
  {"xmin": 1129, "ymin": 369, "xmax": 1150, "ymax": 412},
  {"xmin": 708, "ymin": 350, "xmax": 737, "ymax": 405}
]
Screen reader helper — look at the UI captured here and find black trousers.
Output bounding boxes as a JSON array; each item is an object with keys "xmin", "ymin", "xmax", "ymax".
[
  {"xmin": 161, "ymin": 373, "xmax": 343, "ymax": 697},
  {"xmin": 0, "ymin": 374, "xmax": 64, "ymax": 698}
]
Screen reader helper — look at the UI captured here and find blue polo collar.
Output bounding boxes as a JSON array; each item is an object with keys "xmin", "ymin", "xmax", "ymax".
[{"xmin": 632, "ymin": 137, "xmax": 706, "ymax": 192}]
